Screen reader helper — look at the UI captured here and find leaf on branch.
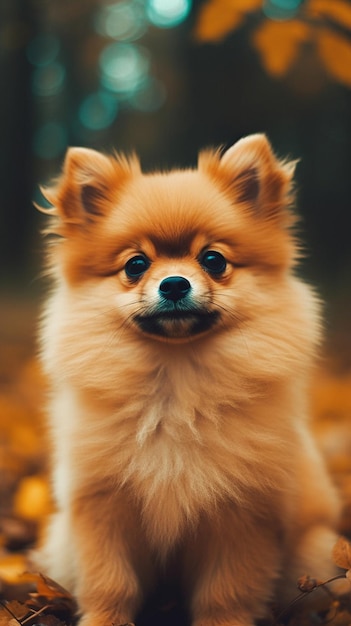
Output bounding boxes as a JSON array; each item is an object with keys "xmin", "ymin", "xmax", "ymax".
[
  {"xmin": 308, "ymin": 0, "xmax": 351, "ymax": 31},
  {"xmin": 251, "ymin": 19, "xmax": 310, "ymax": 76},
  {"xmin": 193, "ymin": 0, "xmax": 261, "ymax": 43},
  {"xmin": 317, "ymin": 27, "xmax": 351, "ymax": 87}
]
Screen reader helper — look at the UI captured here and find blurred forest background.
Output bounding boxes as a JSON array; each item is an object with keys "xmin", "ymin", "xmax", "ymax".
[
  {"xmin": 1, "ymin": 0, "xmax": 351, "ymax": 624},
  {"xmin": 1, "ymin": 0, "xmax": 351, "ymax": 362}
]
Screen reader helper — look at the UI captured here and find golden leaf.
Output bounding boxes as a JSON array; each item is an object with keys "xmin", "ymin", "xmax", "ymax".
[
  {"xmin": 0, "ymin": 554, "xmax": 27, "ymax": 583},
  {"xmin": 317, "ymin": 27, "xmax": 351, "ymax": 87},
  {"xmin": 308, "ymin": 0, "xmax": 351, "ymax": 31},
  {"xmin": 332, "ymin": 536, "xmax": 351, "ymax": 570},
  {"xmin": 25, "ymin": 572, "xmax": 77, "ymax": 616},
  {"xmin": 25, "ymin": 572, "xmax": 73, "ymax": 601},
  {"xmin": 194, "ymin": 0, "xmax": 261, "ymax": 43},
  {"xmin": 13, "ymin": 475, "xmax": 52, "ymax": 521},
  {"xmin": 252, "ymin": 20, "xmax": 310, "ymax": 76}
]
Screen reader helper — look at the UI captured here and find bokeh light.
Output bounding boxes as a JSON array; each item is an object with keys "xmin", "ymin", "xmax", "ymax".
[
  {"xmin": 79, "ymin": 92, "xmax": 118, "ymax": 130},
  {"xmin": 33, "ymin": 122, "xmax": 67, "ymax": 159},
  {"xmin": 100, "ymin": 43, "xmax": 150, "ymax": 95},
  {"xmin": 147, "ymin": 0, "xmax": 192, "ymax": 28},
  {"xmin": 129, "ymin": 77, "xmax": 166, "ymax": 112},
  {"xmin": 263, "ymin": 0, "xmax": 303, "ymax": 20},
  {"xmin": 26, "ymin": 34, "xmax": 60, "ymax": 67},
  {"xmin": 31, "ymin": 63, "xmax": 66, "ymax": 98},
  {"xmin": 94, "ymin": 1, "xmax": 147, "ymax": 41}
]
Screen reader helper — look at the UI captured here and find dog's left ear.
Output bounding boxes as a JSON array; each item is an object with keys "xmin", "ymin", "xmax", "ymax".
[
  {"xmin": 40, "ymin": 147, "xmax": 139, "ymax": 233},
  {"xmin": 219, "ymin": 134, "xmax": 297, "ymax": 222}
]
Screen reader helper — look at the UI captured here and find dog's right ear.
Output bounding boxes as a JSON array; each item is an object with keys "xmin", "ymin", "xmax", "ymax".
[
  {"xmin": 39, "ymin": 147, "xmax": 139, "ymax": 231},
  {"xmin": 219, "ymin": 134, "xmax": 297, "ymax": 224}
]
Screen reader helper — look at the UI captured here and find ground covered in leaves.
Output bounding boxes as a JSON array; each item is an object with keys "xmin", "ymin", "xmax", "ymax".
[{"xmin": 1, "ymin": 296, "xmax": 351, "ymax": 626}]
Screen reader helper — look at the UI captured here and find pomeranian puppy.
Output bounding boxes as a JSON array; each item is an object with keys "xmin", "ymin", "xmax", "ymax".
[{"xmin": 36, "ymin": 134, "xmax": 343, "ymax": 626}]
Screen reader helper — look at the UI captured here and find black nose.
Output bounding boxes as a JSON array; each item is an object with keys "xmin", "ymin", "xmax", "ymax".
[{"xmin": 159, "ymin": 276, "xmax": 191, "ymax": 302}]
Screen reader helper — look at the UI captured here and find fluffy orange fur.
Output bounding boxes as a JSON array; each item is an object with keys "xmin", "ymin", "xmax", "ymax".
[{"xmin": 35, "ymin": 135, "xmax": 343, "ymax": 626}]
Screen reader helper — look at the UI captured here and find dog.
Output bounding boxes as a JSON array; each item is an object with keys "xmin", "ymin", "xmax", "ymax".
[{"xmin": 35, "ymin": 134, "xmax": 342, "ymax": 626}]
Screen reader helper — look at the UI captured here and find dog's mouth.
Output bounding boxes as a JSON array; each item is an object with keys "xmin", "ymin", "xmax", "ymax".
[{"xmin": 134, "ymin": 308, "xmax": 220, "ymax": 340}]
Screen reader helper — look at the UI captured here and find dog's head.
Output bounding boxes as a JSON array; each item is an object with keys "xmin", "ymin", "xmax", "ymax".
[{"xmin": 41, "ymin": 134, "xmax": 297, "ymax": 343}]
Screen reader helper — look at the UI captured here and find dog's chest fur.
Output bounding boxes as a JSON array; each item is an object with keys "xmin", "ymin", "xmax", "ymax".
[{"xmin": 51, "ymin": 356, "xmax": 293, "ymax": 554}]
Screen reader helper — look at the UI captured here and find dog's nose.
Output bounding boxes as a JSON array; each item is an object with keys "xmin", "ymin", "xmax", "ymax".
[{"xmin": 159, "ymin": 276, "xmax": 191, "ymax": 302}]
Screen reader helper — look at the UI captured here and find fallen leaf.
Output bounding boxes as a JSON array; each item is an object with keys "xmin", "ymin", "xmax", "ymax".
[
  {"xmin": 29, "ymin": 573, "xmax": 73, "ymax": 601},
  {"xmin": 24, "ymin": 573, "xmax": 77, "ymax": 617},
  {"xmin": 0, "ymin": 600, "xmax": 30, "ymax": 622}
]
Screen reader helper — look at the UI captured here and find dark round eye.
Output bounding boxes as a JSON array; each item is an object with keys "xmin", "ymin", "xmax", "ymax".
[
  {"xmin": 125, "ymin": 255, "xmax": 150, "ymax": 278},
  {"xmin": 200, "ymin": 250, "xmax": 227, "ymax": 275}
]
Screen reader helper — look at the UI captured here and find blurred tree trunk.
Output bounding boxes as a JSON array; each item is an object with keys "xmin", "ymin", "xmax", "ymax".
[{"xmin": 0, "ymin": 0, "xmax": 34, "ymax": 284}]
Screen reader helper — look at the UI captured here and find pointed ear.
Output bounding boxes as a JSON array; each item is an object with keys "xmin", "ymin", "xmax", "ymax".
[
  {"xmin": 219, "ymin": 134, "xmax": 297, "ymax": 221},
  {"xmin": 41, "ymin": 147, "xmax": 138, "ymax": 230}
]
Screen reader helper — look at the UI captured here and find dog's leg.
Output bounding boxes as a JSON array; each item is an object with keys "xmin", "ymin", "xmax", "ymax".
[
  {"xmin": 32, "ymin": 507, "xmax": 78, "ymax": 592},
  {"xmin": 184, "ymin": 508, "xmax": 282, "ymax": 626},
  {"xmin": 70, "ymin": 487, "xmax": 154, "ymax": 626},
  {"xmin": 277, "ymin": 432, "xmax": 348, "ymax": 604}
]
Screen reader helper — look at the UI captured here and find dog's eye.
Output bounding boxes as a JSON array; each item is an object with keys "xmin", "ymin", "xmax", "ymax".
[
  {"xmin": 125, "ymin": 255, "xmax": 150, "ymax": 278},
  {"xmin": 200, "ymin": 250, "xmax": 227, "ymax": 275}
]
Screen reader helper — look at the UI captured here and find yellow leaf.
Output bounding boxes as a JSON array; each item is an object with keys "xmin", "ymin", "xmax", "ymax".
[
  {"xmin": 13, "ymin": 475, "xmax": 51, "ymax": 521},
  {"xmin": 308, "ymin": 0, "xmax": 351, "ymax": 31},
  {"xmin": 317, "ymin": 27, "xmax": 351, "ymax": 87},
  {"xmin": 194, "ymin": 0, "xmax": 261, "ymax": 43},
  {"xmin": 252, "ymin": 20, "xmax": 310, "ymax": 76},
  {"xmin": 0, "ymin": 553, "xmax": 27, "ymax": 583}
]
